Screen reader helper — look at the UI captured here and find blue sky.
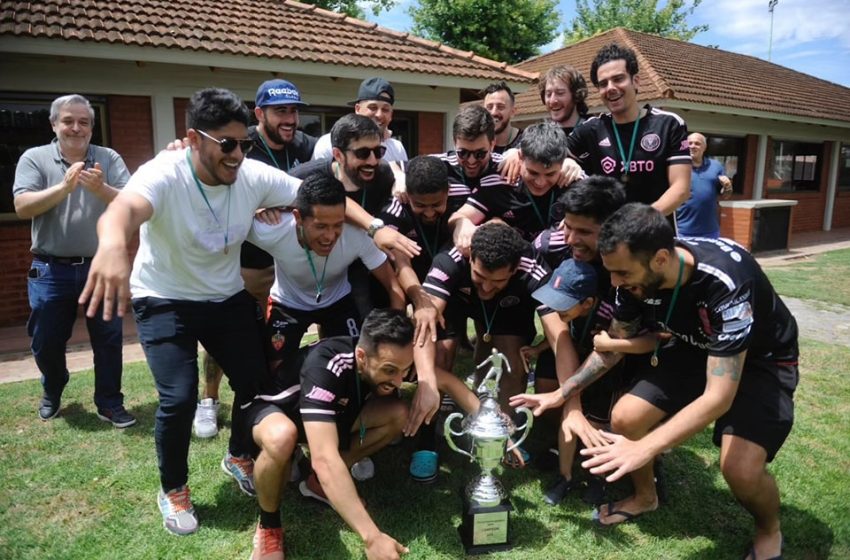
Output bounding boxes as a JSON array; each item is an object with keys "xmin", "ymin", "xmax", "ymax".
[{"xmin": 367, "ymin": 0, "xmax": 850, "ymax": 87}]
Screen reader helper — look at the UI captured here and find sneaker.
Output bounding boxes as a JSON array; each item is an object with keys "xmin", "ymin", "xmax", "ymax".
[
  {"xmin": 221, "ymin": 452, "xmax": 256, "ymax": 497},
  {"xmin": 582, "ymin": 476, "xmax": 607, "ymax": 505},
  {"xmin": 96, "ymin": 405, "xmax": 137, "ymax": 428},
  {"xmin": 409, "ymin": 450, "xmax": 439, "ymax": 483},
  {"xmin": 350, "ymin": 457, "xmax": 375, "ymax": 481},
  {"xmin": 193, "ymin": 398, "xmax": 219, "ymax": 438},
  {"xmin": 299, "ymin": 472, "xmax": 331, "ymax": 507},
  {"xmin": 38, "ymin": 395, "xmax": 61, "ymax": 421},
  {"xmin": 158, "ymin": 485, "xmax": 198, "ymax": 535},
  {"xmin": 251, "ymin": 522, "xmax": 284, "ymax": 560},
  {"xmin": 543, "ymin": 476, "xmax": 577, "ymax": 506}
]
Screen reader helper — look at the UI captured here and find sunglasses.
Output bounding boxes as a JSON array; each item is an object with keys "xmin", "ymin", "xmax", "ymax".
[
  {"xmin": 346, "ymin": 145, "xmax": 387, "ymax": 160},
  {"xmin": 197, "ymin": 129, "xmax": 253, "ymax": 155},
  {"xmin": 456, "ymin": 148, "xmax": 489, "ymax": 161}
]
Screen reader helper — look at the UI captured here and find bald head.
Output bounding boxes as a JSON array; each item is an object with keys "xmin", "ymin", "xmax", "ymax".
[{"xmin": 687, "ymin": 132, "xmax": 707, "ymax": 165}]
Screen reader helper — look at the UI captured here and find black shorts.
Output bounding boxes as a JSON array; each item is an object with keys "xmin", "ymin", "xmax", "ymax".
[
  {"xmin": 240, "ymin": 241, "xmax": 274, "ymax": 270},
  {"xmin": 535, "ymin": 348, "xmax": 627, "ymax": 424},
  {"xmin": 626, "ymin": 342, "xmax": 797, "ymax": 462}
]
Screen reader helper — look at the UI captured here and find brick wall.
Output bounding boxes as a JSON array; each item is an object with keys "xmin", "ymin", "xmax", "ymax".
[
  {"xmin": 0, "ymin": 222, "xmax": 33, "ymax": 326},
  {"xmin": 719, "ymin": 206, "xmax": 754, "ymax": 250},
  {"xmin": 174, "ymin": 98, "xmax": 189, "ymax": 139},
  {"xmin": 833, "ymin": 191, "xmax": 850, "ymax": 228},
  {"xmin": 107, "ymin": 95, "xmax": 155, "ymax": 173},
  {"xmin": 417, "ymin": 112, "xmax": 445, "ymax": 155}
]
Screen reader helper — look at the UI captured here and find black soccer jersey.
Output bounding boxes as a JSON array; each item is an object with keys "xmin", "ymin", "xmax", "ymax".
[
  {"xmin": 248, "ymin": 126, "xmax": 317, "ymax": 173},
  {"xmin": 493, "ymin": 128, "xmax": 524, "ymax": 155},
  {"xmin": 466, "ymin": 180, "xmax": 560, "ymax": 241},
  {"xmin": 289, "ymin": 159, "xmax": 395, "ymax": 217},
  {"xmin": 422, "ymin": 245, "xmax": 551, "ymax": 336},
  {"xmin": 614, "ymin": 238, "xmax": 799, "ymax": 390},
  {"xmin": 435, "ymin": 151, "xmax": 506, "ymax": 207},
  {"xmin": 379, "ymin": 198, "xmax": 453, "ymax": 281},
  {"xmin": 533, "ymin": 226, "xmax": 571, "ymax": 270},
  {"xmin": 566, "ymin": 105, "xmax": 690, "ymax": 205}
]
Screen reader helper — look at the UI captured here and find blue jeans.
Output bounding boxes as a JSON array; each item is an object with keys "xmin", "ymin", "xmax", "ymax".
[
  {"xmin": 132, "ymin": 291, "xmax": 268, "ymax": 491},
  {"xmin": 26, "ymin": 259, "xmax": 124, "ymax": 409}
]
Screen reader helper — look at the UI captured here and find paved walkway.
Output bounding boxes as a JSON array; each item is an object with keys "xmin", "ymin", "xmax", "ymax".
[{"xmin": 2, "ymin": 227, "xmax": 849, "ymax": 385}]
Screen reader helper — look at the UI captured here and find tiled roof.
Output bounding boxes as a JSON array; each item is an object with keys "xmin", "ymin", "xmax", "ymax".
[
  {"xmin": 514, "ymin": 27, "xmax": 850, "ymax": 124},
  {"xmin": 0, "ymin": 0, "xmax": 535, "ymax": 83}
]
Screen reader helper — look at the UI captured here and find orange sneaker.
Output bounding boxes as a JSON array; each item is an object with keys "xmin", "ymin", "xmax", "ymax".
[{"xmin": 251, "ymin": 522, "xmax": 284, "ymax": 560}]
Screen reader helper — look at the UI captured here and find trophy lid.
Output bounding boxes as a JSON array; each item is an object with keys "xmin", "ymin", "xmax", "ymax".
[{"xmin": 461, "ymin": 396, "xmax": 516, "ymax": 440}]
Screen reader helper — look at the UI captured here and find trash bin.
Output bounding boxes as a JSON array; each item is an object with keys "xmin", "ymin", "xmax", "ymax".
[{"xmin": 719, "ymin": 200, "xmax": 797, "ymax": 253}]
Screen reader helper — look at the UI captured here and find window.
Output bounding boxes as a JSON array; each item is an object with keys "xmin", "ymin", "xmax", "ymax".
[
  {"xmin": 0, "ymin": 93, "xmax": 108, "ymax": 215},
  {"xmin": 768, "ymin": 140, "xmax": 823, "ymax": 192},
  {"xmin": 706, "ymin": 135, "xmax": 746, "ymax": 194},
  {"xmin": 838, "ymin": 143, "xmax": 850, "ymax": 191}
]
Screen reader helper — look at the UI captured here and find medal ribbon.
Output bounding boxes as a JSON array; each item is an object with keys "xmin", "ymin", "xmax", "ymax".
[
  {"xmin": 411, "ymin": 214, "xmax": 442, "ymax": 259},
  {"xmin": 524, "ymin": 185, "xmax": 556, "ymax": 229},
  {"xmin": 187, "ymin": 149, "xmax": 231, "ymax": 254},
  {"xmin": 610, "ymin": 110, "xmax": 642, "ymax": 181},
  {"xmin": 303, "ymin": 244, "xmax": 329, "ymax": 303},
  {"xmin": 257, "ymin": 131, "xmax": 291, "ymax": 171},
  {"xmin": 651, "ymin": 251, "xmax": 685, "ymax": 367},
  {"xmin": 479, "ymin": 298, "xmax": 500, "ymax": 341}
]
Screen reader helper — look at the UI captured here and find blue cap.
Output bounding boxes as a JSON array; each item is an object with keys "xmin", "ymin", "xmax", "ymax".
[
  {"xmin": 532, "ymin": 259, "xmax": 598, "ymax": 311},
  {"xmin": 255, "ymin": 79, "xmax": 308, "ymax": 107}
]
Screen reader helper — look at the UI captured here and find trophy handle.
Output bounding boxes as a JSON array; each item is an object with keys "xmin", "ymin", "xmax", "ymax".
[
  {"xmin": 443, "ymin": 412, "xmax": 474, "ymax": 462},
  {"xmin": 505, "ymin": 407, "xmax": 533, "ymax": 453}
]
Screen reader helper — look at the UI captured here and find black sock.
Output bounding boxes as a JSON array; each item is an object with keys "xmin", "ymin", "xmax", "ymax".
[
  {"xmin": 259, "ymin": 508, "xmax": 281, "ymax": 529},
  {"xmin": 417, "ymin": 419, "xmax": 437, "ymax": 452}
]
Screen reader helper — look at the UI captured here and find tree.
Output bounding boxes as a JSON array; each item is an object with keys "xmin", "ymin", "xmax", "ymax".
[
  {"xmin": 409, "ymin": 0, "xmax": 560, "ymax": 64},
  {"xmin": 566, "ymin": 0, "xmax": 708, "ymax": 44},
  {"xmin": 300, "ymin": 0, "xmax": 396, "ymax": 19}
]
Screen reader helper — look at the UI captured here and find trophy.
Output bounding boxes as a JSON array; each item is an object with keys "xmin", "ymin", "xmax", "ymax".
[{"xmin": 444, "ymin": 348, "xmax": 533, "ymax": 554}]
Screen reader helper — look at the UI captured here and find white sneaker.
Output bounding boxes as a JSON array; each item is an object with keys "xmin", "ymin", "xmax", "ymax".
[
  {"xmin": 350, "ymin": 457, "xmax": 375, "ymax": 481},
  {"xmin": 193, "ymin": 398, "xmax": 219, "ymax": 438}
]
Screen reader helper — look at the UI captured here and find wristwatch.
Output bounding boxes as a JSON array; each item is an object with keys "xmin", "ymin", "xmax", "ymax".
[{"xmin": 367, "ymin": 218, "xmax": 385, "ymax": 238}]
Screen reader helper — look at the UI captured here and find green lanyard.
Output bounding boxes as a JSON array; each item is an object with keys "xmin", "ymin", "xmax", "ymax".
[
  {"xmin": 303, "ymin": 245, "xmax": 329, "ymax": 303},
  {"xmin": 651, "ymin": 251, "xmax": 685, "ymax": 367},
  {"xmin": 479, "ymin": 299, "xmax": 499, "ymax": 343},
  {"xmin": 411, "ymin": 215, "xmax": 442, "ymax": 259},
  {"xmin": 576, "ymin": 299, "xmax": 601, "ymax": 348},
  {"xmin": 524, "ymin": 185, "xmax": 555, "ymax": 229},
  {"xmin": 610, "ymin": 110, "xmax": 642, "ymax": 184},
  {"xmin": 257, "ymin": 130, "xmax": 290, "ymax": 171},
  {"xmin": 187, "ymin": 149, "xmax": 231, "ymax": 254},
  {"xmin": 354, "ymin": 370, "xmax": 366, "ymax": 446}
]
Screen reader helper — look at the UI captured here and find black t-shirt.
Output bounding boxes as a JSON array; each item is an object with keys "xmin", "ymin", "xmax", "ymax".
[
  {"xmin": 567, "ymin": 105, "xmax": 690, "ymax": 205},
  {"xmin": 379, "ymin": 198, "xmax": 453, "ymax": 281},
  {"xmin": 422, "ymin": 245, "xmax": 551, "ymax": 325},
  {"xmin": 466, "ymin": 180, "xmax": 560, "ymax": 242},
  {"xmin": 289, "ymin": 159, "xmax": 395, "ymax": 217},
  {"xmin": 493, "ymin": 128, "xmax": 524, "ymax": 155},
  {"xmin": 614, "ymin": 238, "xmax": 799, "ymax": 390},
  {"xmin": 248, "ymin": 125, "xmax": 317, "ymax": 173},
  {"xmin": 435, "ymin": 151, "xmax": 506, "ymax": 208}
]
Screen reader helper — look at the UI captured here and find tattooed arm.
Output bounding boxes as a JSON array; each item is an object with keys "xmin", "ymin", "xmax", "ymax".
[{"xmin": 581, "ymin": 350, "xmax": 747, "ymax": 481}]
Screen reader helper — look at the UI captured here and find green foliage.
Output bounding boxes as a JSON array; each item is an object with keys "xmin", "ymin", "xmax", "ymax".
[
  {"xmin": 409, "ymin": 0, "xmax": 561, "ymax": 64},
  {"xmin": 300, "ymin": 0, "xmax": 396, "ymax": 19},
  {"xmin": 566, "ymin": 0, "xmax": 708, "ymax": 44}
]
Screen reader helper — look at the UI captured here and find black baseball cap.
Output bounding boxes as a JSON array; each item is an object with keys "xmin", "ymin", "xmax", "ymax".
[{"xmin": 350, "ymin": 77, "xmax": 395, "ymax": 106}]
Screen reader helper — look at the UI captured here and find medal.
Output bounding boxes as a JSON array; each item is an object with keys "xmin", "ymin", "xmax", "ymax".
[
  {"xmin": 650, "ymin": 354, "xmax": 659, "ymax": 367},
  {"xmin": 315, "ymin": 292, "xmax": 322, "ymax": 304},
  {"xmin": 611, "ymin": 111, "xmax": 642, "ymax": 189},
  {"xmin": 650, "ymin": 251, "xmax": 685, "ymax": 371},
  {"xmin": 620, "ymin": 173, "xmax": 629, "ymax": 184},
  {"xmin": 482, "ymin": 333, "xmax": 492, "ymax": 343},
  {"xmin": 303, "ymin": 241, "xmax": 329, "ymax": 306},
  {"xmin": 479, "ymin": 299, "xmax": 498, "ymax": 345}
]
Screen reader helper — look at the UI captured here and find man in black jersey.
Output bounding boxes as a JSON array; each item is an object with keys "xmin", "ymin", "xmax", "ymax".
[
  {"xmin": 562, "ymin": 44, "xmax": 691, "ymax": 217},
  {"xmin": 515, "ymin": 204, "xmax": 797, "ymax": 559},
  {"xmin": 450, "ymin": 121, "xmax": 567, "ymax": 249},
  {"xmin": 540, "ymin": 65, "xmax": 589, "ymax": 136},
  {"xmin": 482, "ymin": 81, "xmax": 523, "ymax": 154}
]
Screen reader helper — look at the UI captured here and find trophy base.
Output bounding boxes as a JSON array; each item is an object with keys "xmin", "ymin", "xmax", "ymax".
[{"xmin": 458, "ymin": 496, "xmax": 514, "ymax": 555}]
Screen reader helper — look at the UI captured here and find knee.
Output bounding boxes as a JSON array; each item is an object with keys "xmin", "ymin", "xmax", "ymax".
[
  {"xmin": 610, "ymin": 402, "xmax": 647, "ymax": 438},
  {"xmin": 721, "ymin": 456, "xmax": 764, "ymax": 494},
  {"xmin": 258, "ymin": 421, "xmax": 298, "ymax": 463}
]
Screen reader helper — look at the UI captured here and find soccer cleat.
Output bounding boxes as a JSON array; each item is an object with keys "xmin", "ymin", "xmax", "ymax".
[
  {"xmin": 350, "ymin": 457, "xmax": 375, "ymax": 481},
  {"xmin": 96, "ymin": 405, "xmax": 137, "ymax": 428},
  {"xmin": 251, "ymin": 522, "xmax": 284, "ymax": 560},
  {"xmin": 193, "ymin": 398, "xmax": 219, "ymax": 438},
  {"xmin": 221, "ymin": 451, "xmax": 256, "ymax": 497},
  {"xmin": 158, "ymin": 485, "xmax": 198, "ymax": 535}
]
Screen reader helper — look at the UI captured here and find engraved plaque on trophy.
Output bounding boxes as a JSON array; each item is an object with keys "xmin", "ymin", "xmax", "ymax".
[{"xmin": 444, "ymin": 348, "xmax": 533, "ymax": 554}]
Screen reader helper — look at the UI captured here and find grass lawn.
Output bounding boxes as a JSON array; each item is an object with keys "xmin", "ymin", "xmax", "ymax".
[
  {"xmin": 1, "ymin": 337, "xmax": 849, "ymax": 559},
  {"xmin": 764, "ymin": 248, "xmax": 850, "ymax": 307}
]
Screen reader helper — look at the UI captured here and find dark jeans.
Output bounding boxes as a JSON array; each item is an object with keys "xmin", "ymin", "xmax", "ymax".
[
  {"xmin": 27, "ymin": 259, "xmax": 123, "ymax": 409},
  {"xmin": 133, "ymin": 291, "xmax": 267, "ymax": 491}
]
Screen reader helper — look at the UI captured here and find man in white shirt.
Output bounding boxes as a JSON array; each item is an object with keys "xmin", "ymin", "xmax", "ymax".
[{"xmin": 312, "ymin": 77, "xmax": 408, "ymax": 163}]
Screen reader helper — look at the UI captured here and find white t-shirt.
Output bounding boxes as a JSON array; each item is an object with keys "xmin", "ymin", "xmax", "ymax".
[
  {"xmin": 311, "ymin": 134, "xmax": 408, "ymax": 163},
  {"xmin": 127, "ymin": 148, "xmax": 301, "ymax": 301},
  {"xmin": 248, "ymin": 213, "xmax": 386, "ymax": 311}
]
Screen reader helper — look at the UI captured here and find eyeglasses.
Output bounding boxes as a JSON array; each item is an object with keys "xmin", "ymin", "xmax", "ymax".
[
  {"xmin": 456, "ymin": 148, "xmax": 489, "ymax": 162},
  {"xmin": 197, "ymin": 129, "xmax": 253, "ymax": 154},
  {"xmin": 346, "ymin": 145, "xmax": 387, "ymax": 160}
]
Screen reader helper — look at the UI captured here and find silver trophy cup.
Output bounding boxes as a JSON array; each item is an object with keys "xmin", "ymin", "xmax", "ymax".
[{"xmin": 444, "ymin": 348, "xmax": 533, "ymax": 554}]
